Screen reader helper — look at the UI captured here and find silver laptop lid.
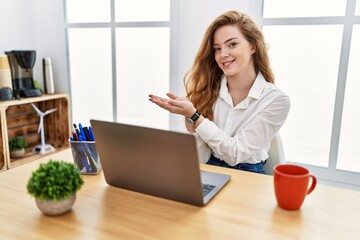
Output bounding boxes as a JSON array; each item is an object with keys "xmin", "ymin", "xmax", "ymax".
[{"xmin": 91, "ymin": 119, "xmax": 230, "ymax": 206}]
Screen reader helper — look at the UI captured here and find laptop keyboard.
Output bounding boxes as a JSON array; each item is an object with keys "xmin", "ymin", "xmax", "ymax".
[{"xmin": 202, "ymin": 183, "xmax": 216, "ymax": 197}]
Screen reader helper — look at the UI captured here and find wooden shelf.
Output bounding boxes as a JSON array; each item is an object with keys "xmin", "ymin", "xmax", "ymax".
[{"xmin": 0, "ymin": 93, "xmax": 71, "ymax": 170}]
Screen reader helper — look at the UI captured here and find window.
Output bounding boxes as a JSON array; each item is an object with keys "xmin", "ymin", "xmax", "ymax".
[
  {"xmin": 263, "ymin": 0, "xmax": 346, "ymax": 18},
  {"xmin": 337, "ymin": 25, "xmax": 360, "ymax": 172},
  {"xmin": 115, "ymin": 27, "xmax": 169, "ymax": 127},
  {"xmin": 65, "ymin": 0, "xmax": 170, "ymax": 129},
  {"xmin": 262, "ymin": 0, "xmax": 360, "ymax": 189},
  {"xmin": 66, "ymin": 0, "xmax": 111, "ymax": 23},
  {"xmin": 67, "ymin": 28, "xmax": 113, "ymax": 124},
  {"xmin": 115, "ymin": 0, "xmax": 170, "ymax": 22},
  {"xmin": 262, "ymin": 25, "xmax": 342, "ymax": 167}
]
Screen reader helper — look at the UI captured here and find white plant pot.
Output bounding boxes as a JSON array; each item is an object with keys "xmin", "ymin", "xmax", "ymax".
[
  {"xmin": 10, "ymin": 148, "xmax": 25, "ymax": 158},
  {"xmin": 35, "ymin": 195, "xmax": 76, "ymax": 216}
]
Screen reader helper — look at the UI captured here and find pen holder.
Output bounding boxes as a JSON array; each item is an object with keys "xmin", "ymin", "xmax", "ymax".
[{"xmin": 70, "ymin": 141, "xmax": 102, "ymax": 175}]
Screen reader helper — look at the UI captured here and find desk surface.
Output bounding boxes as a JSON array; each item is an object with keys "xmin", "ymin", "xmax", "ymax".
[{"xmin": 1, "ymin": 149, "xmax": 359, "ymax": 240}]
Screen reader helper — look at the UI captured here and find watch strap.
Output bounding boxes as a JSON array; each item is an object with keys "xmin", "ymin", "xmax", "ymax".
[{"xmin": 188, "ymin": 110, "xmax": 201, "ymax": 123}]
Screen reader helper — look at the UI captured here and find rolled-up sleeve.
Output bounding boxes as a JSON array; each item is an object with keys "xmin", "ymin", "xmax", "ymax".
[{"xmin": 191, "ymin": 132, "xmax": 211, "ymax": 163}]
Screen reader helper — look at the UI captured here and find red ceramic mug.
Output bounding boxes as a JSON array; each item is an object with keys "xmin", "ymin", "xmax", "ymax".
[{"xmin": 273, "ymin": 164, "xmax": 317, "ymax": 210}]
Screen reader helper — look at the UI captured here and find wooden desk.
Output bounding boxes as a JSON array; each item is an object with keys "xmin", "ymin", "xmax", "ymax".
[{"xmin": 0, "ymin": 149, "xmax": 359, "ymax": 239}]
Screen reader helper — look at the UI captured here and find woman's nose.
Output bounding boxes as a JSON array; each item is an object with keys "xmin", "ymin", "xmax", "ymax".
[{"xmin": 220, "ymin": 49, "xmax": 230, "ymax": 58}]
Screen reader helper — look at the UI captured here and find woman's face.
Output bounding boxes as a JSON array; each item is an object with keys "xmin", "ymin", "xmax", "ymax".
[{"xmin": 213, "ymin": 25, "xmax": 255, "ymax": 80}]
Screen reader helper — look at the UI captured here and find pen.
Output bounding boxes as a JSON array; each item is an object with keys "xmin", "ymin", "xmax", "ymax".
[
  {"xmin": 73, "ymin": 124, "xmax": 81, "ymax": 139},
  {"xmin": 88, "ymin": 126, "xmax": 95, "ymax": 141},
  {"xmin": 72, "ymin": 131, "xmax": 78, "ymax": 141},
  {"xmin": 83, "ymin": 127, "xmax": 91, "ymax": 141},
  {"xmin": 78, "ymin": 123, "xmax": 86, "ymax": 141}
]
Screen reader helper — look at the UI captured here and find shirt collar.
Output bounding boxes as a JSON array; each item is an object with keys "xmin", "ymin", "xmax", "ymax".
[
  {"xmin": 219, "ymin": 72, "xmax": 267, "ymax": 104},
  {"xmin": 248, "ymin": 72, "xmax": 267, "ymax": 100},
  {"xmin": 219, "ymin": 75, "xmax": 232, "ymax": 105}
]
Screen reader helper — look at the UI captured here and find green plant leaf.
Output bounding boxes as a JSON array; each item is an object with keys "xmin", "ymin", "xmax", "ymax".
[
  {"xmin": 27, "ymin": 160, "xmax": 84, "ymax": 201},
  {"xmin": 9, "ymin": 136, "xmax": 28, "ymax": 151}
]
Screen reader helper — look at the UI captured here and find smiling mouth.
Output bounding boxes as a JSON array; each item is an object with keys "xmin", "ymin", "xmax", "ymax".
[{"xmin": 222, "ymin": 60, "xmax": 235, "ymax": 67}]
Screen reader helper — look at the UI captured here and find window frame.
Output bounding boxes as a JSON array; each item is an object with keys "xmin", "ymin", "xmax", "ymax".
[
  {"xmin": 64, "ymin": 0, "xmax": 172, "ymax": 126},
  {"xmin": 261, "ymin": 0, "xmax": 360, "ymax": 190}
]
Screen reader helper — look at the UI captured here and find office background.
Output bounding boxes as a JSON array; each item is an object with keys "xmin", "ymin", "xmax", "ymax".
[
  {"xmin": 0, "ymin": 0, "xmax": 260, "ymax": 128},
  {"xmin": 0, "ymin": 0, "xmax": 359, "ymax": 190}
]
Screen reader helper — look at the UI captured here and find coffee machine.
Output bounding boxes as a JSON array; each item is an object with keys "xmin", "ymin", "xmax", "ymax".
[{"xmin": 5, "ymin": 50, "xmax": 42, "ymax": 98}]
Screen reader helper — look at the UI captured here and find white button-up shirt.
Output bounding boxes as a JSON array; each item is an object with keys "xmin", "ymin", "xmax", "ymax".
[{"xmin": 194, "ymin": 73, "xmax": 290, "ymax": 165}]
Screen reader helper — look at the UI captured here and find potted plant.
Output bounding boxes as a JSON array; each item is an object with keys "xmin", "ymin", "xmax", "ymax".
[
  {"xmin": 9, "ymin": 136, "xmax": 28, "ymax": 158},
  {"xmin": 27, "ymin": 159, "xmax": 84, "ymax": 216}
]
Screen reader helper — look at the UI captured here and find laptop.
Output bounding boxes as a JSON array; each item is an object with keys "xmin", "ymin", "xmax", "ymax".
[{"xmin": 90, "ymin": 119, "xmax": 231, "ymax": 206}]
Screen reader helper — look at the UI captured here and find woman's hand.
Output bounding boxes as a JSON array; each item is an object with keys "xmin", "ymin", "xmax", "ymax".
[
  {"xmin": 149, "ymin": 93, "xmax": 196, "ymax": 118},
  {"xmin": 149, "ymin": 93, "xmax": 199, "ymax": 132}
]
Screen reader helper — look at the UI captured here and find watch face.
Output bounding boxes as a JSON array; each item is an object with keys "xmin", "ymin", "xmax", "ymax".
[{"xmin": 186, "ymin": 117, "xmax": 194, "ymax": 124}]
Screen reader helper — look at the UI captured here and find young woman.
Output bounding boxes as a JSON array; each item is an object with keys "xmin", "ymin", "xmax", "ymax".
[{"xmin": 149, "ymin": 10, "xmax": 290, "ymax": 174}]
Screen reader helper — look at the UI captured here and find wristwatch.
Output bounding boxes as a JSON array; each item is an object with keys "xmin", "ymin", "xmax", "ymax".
[{"xmin": 186, "ymin": 110, "xmax": 201, "ymax": 124}]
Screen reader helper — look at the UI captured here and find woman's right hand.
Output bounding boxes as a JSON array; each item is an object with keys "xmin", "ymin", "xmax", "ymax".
[
  {"xmin": 149, "ymin": 93, "xmax": 200, "ymax": 133},
  {"xmin": 149, "ymin": 93, "xmax": 196, "ymax": 118}
]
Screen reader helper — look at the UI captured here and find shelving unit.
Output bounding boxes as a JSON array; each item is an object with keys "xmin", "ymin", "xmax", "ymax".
[{"xmin": 0, "ymin": 93, "xmax": 71, "ymax": 170}]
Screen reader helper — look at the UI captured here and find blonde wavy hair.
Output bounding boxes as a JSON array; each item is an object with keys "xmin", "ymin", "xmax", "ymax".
[{"xmin": 184, "ymin": 10, "xmax": 274, "ymax": 120}]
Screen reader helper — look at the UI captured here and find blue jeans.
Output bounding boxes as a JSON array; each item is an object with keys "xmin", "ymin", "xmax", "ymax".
[{"xmin": 206, "ymin": 155, "xmax": 266, "ymax": 174}]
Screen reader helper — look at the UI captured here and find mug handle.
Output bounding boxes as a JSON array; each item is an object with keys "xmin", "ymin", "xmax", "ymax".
[{"xmin": 306, "ymin": 174, "xmax": 317, "ymax": 195}]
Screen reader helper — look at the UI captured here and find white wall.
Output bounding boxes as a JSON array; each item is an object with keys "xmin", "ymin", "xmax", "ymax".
[
  {"xmin": 0, "ymin": 0, "xmax": 68, "ymax": 94},
  {"xmin": 0, "ymin": 1, "xmax": 34, "ymax": 50}
]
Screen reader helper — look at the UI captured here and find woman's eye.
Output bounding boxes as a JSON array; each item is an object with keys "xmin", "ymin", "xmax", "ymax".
[
  {"xmin": 229, "ymin": 42, "xmax": 238, "ymax": 48},
  {"xmin": 214, "ymin": 47, "xmax": 221, "ymax": 52}
]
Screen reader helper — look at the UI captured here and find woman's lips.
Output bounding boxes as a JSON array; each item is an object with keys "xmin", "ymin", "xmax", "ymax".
[{"xmin": 222, "ymin": 59, "xmax": 235, "ymax": 67}]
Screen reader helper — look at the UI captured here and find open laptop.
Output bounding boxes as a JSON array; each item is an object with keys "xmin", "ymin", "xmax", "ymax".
[{"xmin": 90, "ymin": 119, "xmax": 231, "ymax": 206}]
